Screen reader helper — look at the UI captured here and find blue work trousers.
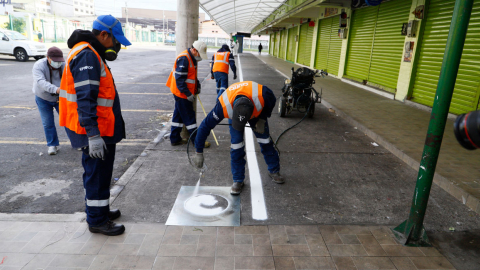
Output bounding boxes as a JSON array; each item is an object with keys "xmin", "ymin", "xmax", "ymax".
[
  {"xmin": 171, "ymin": 96, "xmax": 197, "ymax": 144},
  {"xmin": 214, "ymin": 72, "xmax": 228, "ymax": 99},
  {"xmin": 35, "ymin": 96, "xmax": 61, "ymax": 147},
  {"xmin": 229, "ymin": 118, "xmax": 280, "ymax": 182},
  {"xmin": 81, "ymin": 143, "xmax": 116, "ymax": 227}
]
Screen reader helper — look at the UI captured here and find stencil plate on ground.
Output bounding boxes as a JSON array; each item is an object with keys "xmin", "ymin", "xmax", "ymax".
[{"xmin": 166, "ymin": 186, "xmax": 240, "ymax": 226}]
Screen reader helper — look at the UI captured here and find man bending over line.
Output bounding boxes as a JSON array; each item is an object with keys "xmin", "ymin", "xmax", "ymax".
[{"xmin": 192, "ymin": 81, "xmax": 285, "ymax": 195}]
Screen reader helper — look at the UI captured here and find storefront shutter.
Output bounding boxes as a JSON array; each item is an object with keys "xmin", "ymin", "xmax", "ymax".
[
  {"xmin": 345, "ymin": 6, "xmax": 379, "ymax": 81},
  {"xmin": 314, "ymin": 17, "xmax": 332, "ymax": 71},
  {"xmin": 297, "ymin": 23, "xmax": 309, "ymax": 65},
  {"xmin": 368, "ymin": 0, "xmax": 411, "ymax": 91},
  {"xmin": 280, "ymin": 29, "xmax": 287, "ymax": 59},
  {"xmin": 287, "ymin": 26, "xmax": 298, "ymax": 62},
  {"xmin": 411, "ymin": 0, "xmax": 480, "ymax": 114},
  {"xmin": 327, "ymin": 16, "xmax": 343, "ymax": 76},
  {"xmin": 269, "ymin": 34, "xmax": 273, "ymax": 55},
  {"xmin": 274, "ymin": 32, "xmax": 280, "ymax": 57}
]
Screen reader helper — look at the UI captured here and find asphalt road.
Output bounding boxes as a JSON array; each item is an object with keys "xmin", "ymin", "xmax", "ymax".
[{"xmin": 0, "ymin": 46, "xmax": 212, "ymax": 214}]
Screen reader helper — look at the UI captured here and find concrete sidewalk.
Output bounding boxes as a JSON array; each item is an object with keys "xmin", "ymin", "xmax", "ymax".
[
  {"xmin": 254, "ymin": 52, "xmax": 480, "ymax": 216},
  {"xmin": 0, "ymin": 220, "xmax": 456, "ymax": 269}
]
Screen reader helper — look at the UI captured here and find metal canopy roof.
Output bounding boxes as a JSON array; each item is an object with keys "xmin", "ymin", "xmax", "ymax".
[{"xmin": 200, "ymin": 0, "xmax": 286, "ymax": 35}]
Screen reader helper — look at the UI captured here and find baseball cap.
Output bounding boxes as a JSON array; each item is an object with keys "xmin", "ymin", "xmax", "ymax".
[
  {"xmin": 232, "ymin": 97, "xmax": 254, "ymax": 131},
  {"xmin": 192, "ymin": 40, "xmax": 208, "ymax": 60},
  {"xmin": 47, "ymin": 46, "xmax": 65, "ymax": 62},
  {"xmin": 93, "ymin": 15, "xmax": 131, "ymax": 46}
]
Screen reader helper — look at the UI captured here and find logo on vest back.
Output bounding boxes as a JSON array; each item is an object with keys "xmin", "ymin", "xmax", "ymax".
[
  {"xmin": 228, "ymin": 83, "xmax": 248, "ymax": 91},
  {"xmin": 79, "ymin": 66, "xmax": 93, "ymax": 71},
  {"xmin": 238, "ymin": 115, "xmax": 245, "ymax": 122}
]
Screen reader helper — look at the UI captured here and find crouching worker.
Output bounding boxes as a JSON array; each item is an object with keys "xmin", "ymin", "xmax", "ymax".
[
  {"xmin": 59, "ymin": 15, "xmax": 130, "ymax": 236},
  {"xmin": 193, "ymin": 81, "xmax": 284, "ymax": 195}
]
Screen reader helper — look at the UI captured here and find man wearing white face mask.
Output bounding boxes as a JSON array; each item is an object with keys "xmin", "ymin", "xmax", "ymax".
[{"xmin": 32, "ymin": 46, "xmax": 66, "ymax": 155}]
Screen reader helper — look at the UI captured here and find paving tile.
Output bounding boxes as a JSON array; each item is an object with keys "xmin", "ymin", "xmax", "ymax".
[
  {"xmin": 234, "ymin": 256, "xmax": 275, "ymax": 269},
  {"xmin": 12, "ymin": 231, "xmax": 37, "ymax": 242},
  {"xmin": 20, "ymin": 231, "xmax": 56, "ymax": 253},
  {"xmin": 124, "ymin": 233, "xmax": 146, "ymax": 245},
  {"xmin": 217, "ymin": 234, "xmax": 235, "ymax": 245},
  {"xmin": 78, "ymin": 234, "xmax": 108, "ymax": 255},
  {"xmin": 332, "ymin": 257, "xmax": 358, "ymax": 270},
  {"xmin": 21, "ymin": 254, "xmax": 56, "ymax": 270},
  {"xmin": 309, "ymin": 244, "xmax": 330, "ymax": 256},
  {"xmin": 274, "ymin": 257, "xmax": 296, "ymax": 270},
  {"xmin": 0, "ymin": 242, "xmax": 27, "ymax": 253},
  {"xmin": 418, "ymin": 247, "xmax": 443, "ymax": 257},
  {"xmin": 327, "ymin": 245, "xmax": 368, "ymax": 257},
  {"xmin": 87, "ymin": 255, "xmax": 116, "ymax": 269},
  {"xmin": 199, "ymin": 234, "xmax": 216, "ymax": 245},
  {"xmin": 389, "ymin": 257, "xmax": 418, "ymax": 270},
  {"xmin": 362, "ymin": 245, "xmax": 387, "ymax": 256},
  {"xmin": 0, "ymin": 253, "xmax": 36, "ymax": 267},
  {"xmin": 287, "ymin": 235, "xmax": 307, "ymax": 245},
  {"xmin": 69, "ymin": 229, "xmax": 92, "ymax": 243},
  {"xmin": 182, "ymin": 226, "xmax": 217, "ymax": 235},
  {"xmin": 218, "ymin": 227, "xmax": 234, "ymax": 236},
  {"xmin": 214, "ymin": 256, "xmax": 234, "ymax": 270},
  {"xmin": 110, "ymin": 255, "xmax": 156, "ymax": 269},
  {"xmin": 130, "ymin": 223, "xmax": 166, "ymax": 234},
  {"xmin": 216, "ymin": 245, "xmax": 236, "ymax": 257},
  {"xmin": 339, "ymin": 235, "xmax": 361, "ymax": 245},
  {"xmin": 23, "ymin": 222, "xmax": 65, "ymax": 232},
  {"xmin": 285, "ymin": 225, "xmax": 320, "ymax": 235},
  {"xmin": 272, "ymin": 245, "xmax": 311, "ymax": 256},
  {"xmin": 180, "ymin": 235, "xmax": 199, "ymax": 245},
  {"xmin": 157, "ymin": 244, "xmax": 196, "ymax": 256},
  {"xmin": 381, "ymin": 245, "xmax": 424, "ymax": 257},
  {"xmin": 196, "ymin": 244, "xmax": 216, "ymax": 257},
  {"xmin": 152, "ymin": 257, "xmax": 176, "ymax": 270},
  {"xmin": 356, "ymin": 235, "xmax": 380, "ymax": 246},
  {"xmin": 306, "ymin": 234, "xmax": 325, "ymax": 246},
  {"xmin": 0, "ymin": 231, "xmax": 21, "ymax": 242},
  {"xmin": 234, "ymin": 244, "xmax": 254, "ymax": 256},
  {"xmin": 173, "ymin": 256, "xmax": 214, "ymax": 270},
  {"xmin": 253, "ymin": 245, "xmax": 272, "ymax": 256},
  {"xmin": 235, "ymin": 234, "xmax": 253, "ymax": 245},
  {"xmin": 41, "ymin": 242, "xmax": 85, "ymax": 254},
  {"xmin": 294, "ymin": 257, "xmax": 336, "ymax": 269},
  {"xmin": 161, "ymin": 234, "xmax": 182, "ymax": 245},
  {"xmin": 98, "ymin": 243, "xmax": 141, "ymax": 256},
  {"xmin": 270, "ymin": 234, "xmax": 290, "ymax": 245},
  {"xmin": 0, "ymin": 222, "xmax": 31, "ymax": 232},
  {"xmin": 268, "ymin": 225, "xmax": 286, "ymax": 235},
  {"xmin": 252, "ymin": 234, "xmax": 271, "ymax": 246},
  {"xmin": 409, "ymin": 256, "xmax": 455, "ymax": 269},
  {"xmin": 137, "ymin": 233, "xmax": 163, "ymax": 256},
  {"xmin": 319, "ymin": 226, "xmax": 342, "ymax": 245},
  {"xmin": 335, "ymin": 226, "xmax": 371, "ymax": 235},
  {"xmin": 352, "ymin": 257, "xmax": 396, "ymax": 269},
  {"xmin": 235, "ymin": 226, "xmax": 269, "ymax": 235},
  {"xmin": 48, "ymin": 254, "xmax": 96, "ymax": 268},
  {"xmin": 164, "ymin": 226, "xmax": 184, "ymax": 236}
]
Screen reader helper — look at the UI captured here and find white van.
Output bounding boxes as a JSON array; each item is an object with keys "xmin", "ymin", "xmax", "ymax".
[{"xmin": 0, "ymin": 29, "xmax": 47, "ymax": 61}]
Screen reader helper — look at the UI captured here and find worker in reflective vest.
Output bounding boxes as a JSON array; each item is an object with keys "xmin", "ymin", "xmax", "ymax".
[
  {"xmin": 59, "ymin": 15, "xmax": 130, "ymax": 236},
  {"xmin": 167, "ymin": 40, "xmax": 210, "ymax": 147},
  {"xmin": 210, "ymin": 44, "xmax": 237, "ymax": 98},
  {"xmin": 192, "ymin": 81, "xmax": 285, "ymax": 195}
]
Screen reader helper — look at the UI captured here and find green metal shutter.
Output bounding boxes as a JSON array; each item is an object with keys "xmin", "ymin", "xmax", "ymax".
[
  {"xmin": 368, "ymin": 0, "xmax": 411, "ymax": 91},
  {"xmin": 280, "ymin": 29, "xmax": 287, "ymax": 59},
  {"xmin": 315, "ymin": 17, "xmax": 332, "ymax": 71},
  {"xmin": 412, "ymin": 0, "xmax": 480, "ymax": 114},
  {"xmin": 345, "ymin": 6, "xmax": 379, "ymax": 81},
  {"xmin": 297, "ymin": 23, "xmax": 309, "ymax": 65},
  {"xmin": 273, "ymin": 32, "xmax": 279, "ymax": 57},
  {"xmin": 287, "ymin": 26, "xmax": 298, "ymax": 62},
  {"xmin": 327, "ymin": 16, "xmax": 343, "ymax": 76},
  {"xmin": 304, "ymin": 23, "xmax": 315, "ymax": 66},
  {"xmin": 269, "ymin": 34, "xmax": 273, "ymax": 55}
]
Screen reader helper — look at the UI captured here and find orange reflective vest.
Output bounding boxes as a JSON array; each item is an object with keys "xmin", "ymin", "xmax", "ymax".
[
  {"xmin": 59, "ymin": 41, "xmax": 116, "ymax": 137},
  {"xmin": 166, "ymin": 50, "xmax": 197, "ymax": 99},
  {"xmin": 218, "ymin": 81, "xmax": 265, "ymax": 119},
  {"xmin": 212, "ymin": 51, "xmax": 230, "ymax": 73}
]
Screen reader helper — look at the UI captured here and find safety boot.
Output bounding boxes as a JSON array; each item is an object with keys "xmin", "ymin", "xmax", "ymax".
[
  {"xmin": 230, "ymin": 182, "xmax": 244, "ymax": 195},
  {"xmin": 268, "ymin": 172, "xmax": 285, "ymax": 184},
  {"xmin": 108, "ymin": 209, "xmax": 121, "ymax": 221},
  {"xmin": 89, "ymin": 221, "xmax": 125, "ymax": 236},
  {"xmin": 48, "ymin": 146, "xmax": 58, "ymax": 155}
]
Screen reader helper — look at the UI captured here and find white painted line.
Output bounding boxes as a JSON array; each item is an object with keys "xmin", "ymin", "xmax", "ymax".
[{"xmin": 237, "ymin": 53, "xmax": 268, "ymax": 220}]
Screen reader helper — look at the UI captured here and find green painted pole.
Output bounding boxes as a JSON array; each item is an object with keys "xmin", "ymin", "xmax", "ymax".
[
  {"xmin": 393, "ymin": 0, "xmax": 474, "ymax": 247},
  {"xmin": 9, "ymin": 14, "xmax": 13, "ymax": 30}
]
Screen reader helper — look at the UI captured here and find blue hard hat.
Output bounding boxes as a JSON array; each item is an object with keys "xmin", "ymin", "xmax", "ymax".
[{"xmin": 93, "ymin": 15, "xmax": 131, "ymax": 46}]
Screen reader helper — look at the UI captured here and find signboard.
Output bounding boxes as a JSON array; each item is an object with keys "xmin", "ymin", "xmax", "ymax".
[{"xmin": 325, "ymin": 8, "xmax": 339, "ymax": 17}]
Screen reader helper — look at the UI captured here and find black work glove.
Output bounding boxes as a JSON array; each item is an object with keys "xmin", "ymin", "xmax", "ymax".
[
  {"xmin": 234, "ymin": 74, "xmax": 237, "ymax": 80},
  {"xmin": 197, "ymin": 83, "xmax": 201, "ymax": 95}
]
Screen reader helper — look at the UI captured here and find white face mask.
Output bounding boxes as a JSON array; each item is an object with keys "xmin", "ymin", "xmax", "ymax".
[
  {"xmin": 195, "ymin": 56, "xmax": 202, "ymax": 62},
  {"xmin": 50, "ymin": 61, "xmax": 63, "ymax": 69}
]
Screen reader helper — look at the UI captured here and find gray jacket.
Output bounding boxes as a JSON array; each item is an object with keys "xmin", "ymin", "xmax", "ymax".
[{"xmin": 32, "ymin": 58, "xmax": 65, "ymax": 102}]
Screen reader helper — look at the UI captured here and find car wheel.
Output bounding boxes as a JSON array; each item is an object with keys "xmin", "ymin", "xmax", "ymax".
[
  {"xmin": 279, "ymin": 97, "xmax": 287, "ymax": 117},
  {"xmin": 15, "ymin": 48, "xmax": 29, "ymax": 62},
  {"xmin": 34, "ymin": 56, "xmax": 44, "ymax": 60}
]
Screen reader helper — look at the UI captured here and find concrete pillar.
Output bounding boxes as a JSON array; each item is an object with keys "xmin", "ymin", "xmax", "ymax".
[
  {"xmin": 176, "ymin": 0, "xmax": 199, "ymax": 54},
  {"xmin": 176, "ymin": 0, "xmax": 199, "ymax": 140}
]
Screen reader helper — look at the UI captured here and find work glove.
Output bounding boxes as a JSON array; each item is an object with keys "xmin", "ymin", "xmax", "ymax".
[
  {"xmin": 211, "ymin": 75, "xmax": 215, "ymax": 80},
  {"xmin": 254, "ymin": 119, "xmax": 266, "ymax": 134},
  {"xmin": 234, "ymin": 74, "xmax": 238, "ymax": 80},
  {"xmin": 197, "ymin": 83, "xmax": 201, "ymax": 95},
  {"xmin": 187, "ymin": 94, "xmax": 195, "ymax": 103},
  {"xmin": 193, "ymin": 152, "xmax": 204, "ymax": 169},
  {"xmin": 88, "ymin": 135, "xmax": 107, "ymax": 160}
]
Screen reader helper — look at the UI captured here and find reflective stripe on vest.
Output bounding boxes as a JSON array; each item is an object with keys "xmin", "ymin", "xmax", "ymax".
[
  {"xmin": 60, "ymin": 90, "xmax": 114, "ymax": 107},
  {"xmin": 218, "ymin": 81, "xmax": 265, "ymax": 119},
  {"xmin": 213, "ymin": 52, "xmax": 230, "ymax": 73},
  {"xmin": 214, "ymin": 52, "xmax": 229, "ymax": 64},
  {"xmin": 251, "ymin": 82, "xmax": 263, "ymax": 112},
  {"xmin": 221, "ymin": 91, "xmax": 234, "ymax": 118},
  {"xmin": 166, "ymin": 50, "xmax": 197, "ymax": 99}
]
